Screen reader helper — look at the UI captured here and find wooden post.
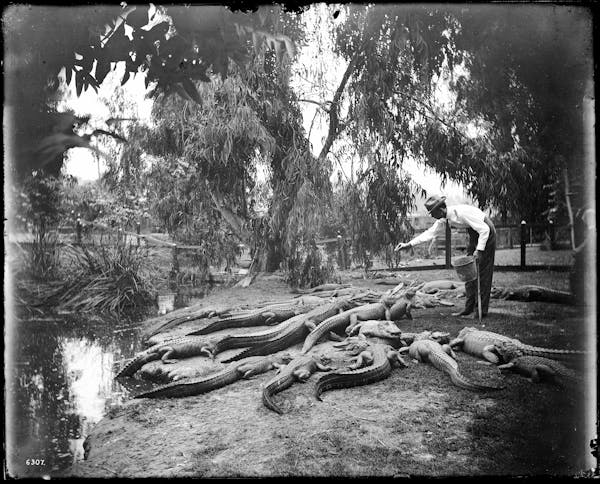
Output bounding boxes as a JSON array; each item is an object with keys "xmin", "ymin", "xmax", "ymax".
[
  {"xmin": 548, "ymin": 220, "xmax": 555, "ymax": 249},
  {"xmin": 520, "ymin": 220, "xmax": 527, "ymax": 268},
  {"xmin": 445, "ymin": 222, "xmax": 451, "ymax": 269},
  {"xmin": 172, "ymin": 245, "xmax": 179, "ymax": 274},
  {"xmin": 508, "ymin": 226, "xmax": 513, "ymax": 249},
  {"xmin": 76, "ymin": 218, "xmax": 82, "ymax": 244},
  {"xmin": 136, "ymin": 222, "xmax": 141, "ymax": 246}
]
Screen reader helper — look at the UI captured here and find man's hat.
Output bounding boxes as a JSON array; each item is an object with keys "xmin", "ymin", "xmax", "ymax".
[{"xmin": 425, "ymin": 195, "xmax": 447, "ymax": 214}]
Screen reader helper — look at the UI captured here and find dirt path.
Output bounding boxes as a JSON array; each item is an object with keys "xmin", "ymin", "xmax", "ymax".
[{"xmin": 68, "ymin": 270, "xmax": 595, "ymax": 477}]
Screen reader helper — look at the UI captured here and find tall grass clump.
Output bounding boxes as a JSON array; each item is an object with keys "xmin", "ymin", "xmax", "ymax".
[{"xmin": 50, "ymin": 239, "xmax": 156, "ymax": 315}]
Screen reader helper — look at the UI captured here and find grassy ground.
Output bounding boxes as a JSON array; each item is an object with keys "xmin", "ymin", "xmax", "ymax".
[{"xmin": 67, "ymin": 267, "xmax": 596, "ymax": 478}]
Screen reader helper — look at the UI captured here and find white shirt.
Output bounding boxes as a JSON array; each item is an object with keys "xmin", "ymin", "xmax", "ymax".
[{"xmin": 408, "ymin": 204, "xmax": 490, "ymax": 252}]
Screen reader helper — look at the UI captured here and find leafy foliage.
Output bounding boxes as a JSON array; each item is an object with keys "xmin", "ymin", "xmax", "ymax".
[
  {"xmin": 46, "ymin": 242, "xmax": 155, "ymax": 315},
  {"xmin": 328, "ymin": 161, "xmax": 420, "ymax": 269},
  {"xmin": 286, "ymin": 240, "xmax": 337, "ymax": 289},
  {"xmin": 4, "ymin": 4, "xmax": 296, "ymax": 181},
  {"xmin": 446, "ymin": 5, "xmax": 592, "ymax": 221}
]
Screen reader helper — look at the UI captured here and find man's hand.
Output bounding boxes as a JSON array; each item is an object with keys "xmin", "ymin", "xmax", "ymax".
[
  {"xmin": 395, "ymin": 242, "xmax": 411, "ymax": 252},
  {"xmin": 473, "ymin": 250, "xmax": 483, "ymax": 261}
]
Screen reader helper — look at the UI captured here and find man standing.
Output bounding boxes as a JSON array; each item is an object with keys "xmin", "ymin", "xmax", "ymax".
[{"xmin": 395, "ymin": 195, "xmax": 496, "ymax": 318}]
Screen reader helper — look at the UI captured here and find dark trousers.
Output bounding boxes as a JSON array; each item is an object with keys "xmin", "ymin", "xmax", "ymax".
[{"xmin": 464, "ymin": 217, "xmax": 496, "ymax": 316}]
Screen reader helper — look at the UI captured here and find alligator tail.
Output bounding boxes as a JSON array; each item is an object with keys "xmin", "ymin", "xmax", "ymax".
[
  {"xmin": 221, "ymin": 336, "xmax": 285, "ymax": 363},
  {"xmin": 115, "ymin": 353, "xmax": 159, "ymax": 378},
  {"xmin": 262, "ymin": 386, "xmax": 284, "ymax": 414},
  {"xmin": 314, "ymin": 360, "xmax": 392, "ymax": 401},
  {"xmin": 448, "ymin": 370, "xmax": 501, "ymax": 392},
  {"xmin": 522, "ymin": 345, "xmax": 587, "ymax": 359}
]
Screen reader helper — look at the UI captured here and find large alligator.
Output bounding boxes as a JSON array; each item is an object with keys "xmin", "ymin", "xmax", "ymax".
[
  {"xmin": 491, "ymin": 285, "xmax": 574, "ymax": 305},
  {"xmin": 400, "ymin": 336, "xmax": 502, "ymax": 392},
  {"xmin": 496, "ymin": 354, "xmax": 584, "ymax": 389},
  {"xmin": 301, "ymin": 298, "xmax": 412, "ymax": 354},
  {"xmin": 314, "ymin": 342, "xmax": 407, "ymax": 401},
  {"xmin": 134, "ymin": 353, "xmax": 293, "ymax": 399},
  {"xmin": 449, "ymin": 327, "xmax": 586, "ymax": 364},
  {"xmin": 346, "ymin": 320, "xmax": 403, "ymax": 339},
  {"xmin": 262, "ymin": 354, "xmax": 333, "ymax": 414},
  {"xmin": 143, "ymin": 305, "xmax": 232, "ymax": 339},
  {"xmin": 493, "ymin": 340, "xmax": 587, "ymax": 365},
  {"xmin": 221, "ymin": 299, "xmax": 354, "ymax": 363},
  {"xmin": 419, "ymin": 280, "xmax": 465, "ymax": 294},
  {"xmin": 187, "ymin": 300, "xmax": 321, "ymax": 336},
  {"xmin": 115, "ymin": 335, "xmax": 219, "ymax": 378},
  {"xmin": 294, "ymin": 283, "xmax": 352, "ymax": 294}
]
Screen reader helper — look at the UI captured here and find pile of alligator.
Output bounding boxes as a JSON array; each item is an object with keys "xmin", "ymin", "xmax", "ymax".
[{"xmin": 115, "ymin": 280, "xmax": 586, "ymax": 414}]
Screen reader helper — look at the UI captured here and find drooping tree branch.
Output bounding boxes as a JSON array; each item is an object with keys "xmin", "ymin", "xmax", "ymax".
[{"xmin": 317, "ymin": 46, "xmax": 364, "ymax": 162}]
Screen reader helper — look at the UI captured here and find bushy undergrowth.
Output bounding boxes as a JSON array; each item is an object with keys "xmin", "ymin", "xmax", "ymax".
[
  {"xmin": 286, "ymin": 243, "xmax": 339, "ymax": 289},
  {"xmin": 43, "ymin": 241, "xmax": 156, "ymax": 315}
]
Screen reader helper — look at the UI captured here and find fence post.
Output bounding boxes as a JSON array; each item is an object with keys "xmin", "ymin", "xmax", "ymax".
[
  {"xmin": 548, "ymin": 220, "xmax": 555, "ymax": 249},
  {"xmin": 445, "ymin": 222, "xmax": 452, "ymax": 269},
  {"xmin": 520, "ymin": 220, "xmax": 527, "ymax": 268},
  {"xmin": 508, "ymin": 226, "xmax": 513, "ymax": 249},
  {"xmin": 76, "ymin": 218, "xmax": 82, "ymax": 244},
  {"xmin": 172, "ymin": 245, "xmax": 179, "ymax": 275},
  {"xmin": 136, "ymin": 222, "xmax": 141, "ymax": 246}
]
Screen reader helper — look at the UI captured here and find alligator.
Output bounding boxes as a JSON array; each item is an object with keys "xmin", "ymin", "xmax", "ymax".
[
  {"xmin": 493, "ymin": 339, "xmax": 587, "ymax": 365},
  {"xmin": 497, "ymin": 355, "xmax": 584, "ymax": 389},
  {"xmin": 187, "ymin": 300, "xmax": 320, "ymax": 336},
  {"xmin": 398, "ymin": 330, "xmax": 451, "ymax": 346},
  {"xmin": 115, "ymin": 335, "xmax": 219, "ymax": 378},
  {"xmin": 419, "ymin": 280, "xmax": 465, "ymax": 294},
  {"xmin": 134, "ymin": 353, "xmax": 294, "ymax": 399},
  {"xmin": 314, "ymin": 342, "xmax": 407, "ymax": 401},
  {"xmin": 346, "ymin": 320, "xmax": 403, "ymax": 339},
  {"xmin": 400, "ymin": 336, "xmax": 502, "ymax": 392},
  {"xmin": 334, "ymin": 330, "xmax": 450, "ymax": 352},
  {"xmin": 221, "ymin": 299, "xmax": 354, "ymax": 363},
  {"xmin": 143, "ymin": 305, "xmax": 232, "ymax": 338},
  {"xmin": 262, "ymin": 354, "xmax": 333, "ymax": 414},
  {"xmin": 301, "ymin": 298, "xmax": 411, "ymax": 354},
  {"xmin": 490, "ymin": 285, "xmax": 574, "ymax": 305},
  {"xmin": 294, "ymin": 283, "xmax": 352, "ymax": 294},
  {"xmin": 449, "ymin": 327, "xmax": 586, "ymax": 364}
]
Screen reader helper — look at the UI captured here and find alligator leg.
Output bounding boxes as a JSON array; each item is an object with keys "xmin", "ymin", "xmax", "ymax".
[
  {"xmin": 159, "ymin": 348, "xmax": 178, "ymax": 364},
  {"xmin": 481, "ymin": 345, "xmax": 500, "ymax": 364},
  {"xmin": 388, "ymin": 350, "xmax": 408, "ymax": 368},
  {"xmin": 448, "ymin": 337, "xmax": 464, "ymax": 350},
  {"xmin": 329, "ymin": 332, "xmax": 345, "ymax": 342},
  {"xmin": 349, "ymin": 351, "xmax": 374, "ymax": 370},
  {"xmin": 442, "ymin": 344, "xmax": 457, "ymax": 360},
  {"xmin": 263, "ymin": 311, "xmax": 277, "ymax": 324},
  {"xmin": 345, "ymin": 314, "xmax": 360, "ymax": 335},
  {"xmin": 238, "ymin": 362, "xmax": 270, "ymax": 379},
  {"xmin": 533, "ymin": 365, "xmax": 559, "ymax": 383}
]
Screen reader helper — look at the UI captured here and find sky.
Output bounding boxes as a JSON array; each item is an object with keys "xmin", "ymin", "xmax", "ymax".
[{"xmin": 61, "ymin": 6, "xmax": 472, "ymax": 212}]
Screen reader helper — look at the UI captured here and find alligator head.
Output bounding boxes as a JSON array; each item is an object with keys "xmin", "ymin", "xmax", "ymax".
[
  {"xmin": 493, "ymin": 341, "xmax": 522, "ymax": 363},
  {"xmin": 430, "ymin": 331, "xmax": 451, "ymax": 344}
]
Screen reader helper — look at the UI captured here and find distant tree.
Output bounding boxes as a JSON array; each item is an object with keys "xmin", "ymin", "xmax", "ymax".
[
  {"xmin": 4, "ymin": 4, "xmax": 297, "ymax": 182},
  {"xmin": 302, "ymin": 4, "xmax": 592, "ymax": 227}
]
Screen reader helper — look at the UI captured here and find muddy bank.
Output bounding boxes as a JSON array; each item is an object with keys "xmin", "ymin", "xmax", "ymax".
[{"xmin": 68, "ymin": 271, "xmax": 595, "ymax": 477}]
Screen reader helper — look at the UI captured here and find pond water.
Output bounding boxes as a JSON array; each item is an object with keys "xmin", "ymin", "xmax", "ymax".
[{"xmin": 4, "ymin": 292, "xmax": 195, "ymax": 478}]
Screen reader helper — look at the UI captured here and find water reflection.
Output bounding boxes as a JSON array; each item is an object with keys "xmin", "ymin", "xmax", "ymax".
[
  {"xmin": 5, "ymin": 287, "xmax": 202, "ymax": 478},
  {"xmin": 5, "ymin": 317, "xmax": 144, "ymax": 478}
]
